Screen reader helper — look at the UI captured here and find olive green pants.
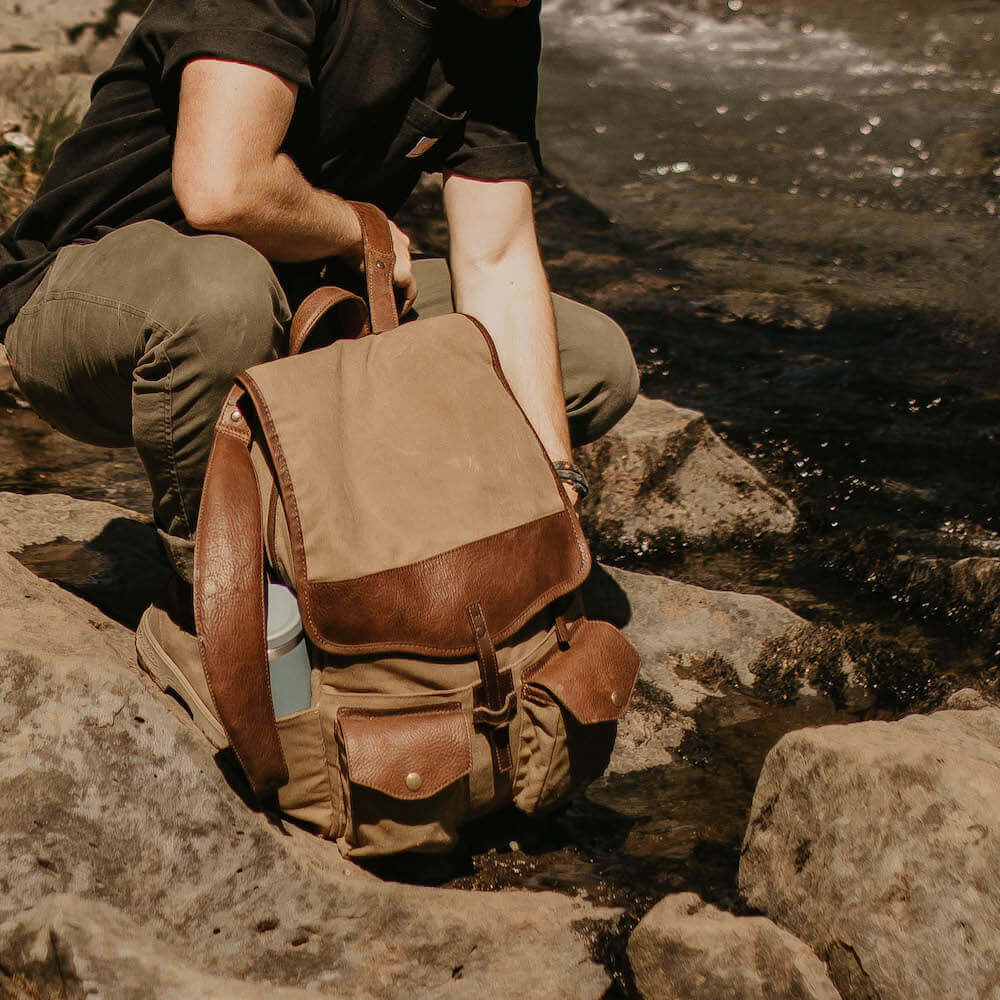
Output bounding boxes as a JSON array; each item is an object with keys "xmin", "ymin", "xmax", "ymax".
[{"xmin": 6, "ymin": 220, "xmax": 639, "ymax": 579}]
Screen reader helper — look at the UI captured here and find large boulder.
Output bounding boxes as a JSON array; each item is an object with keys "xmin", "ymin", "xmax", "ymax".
[
  {"xmin": 576, "ymin": 395, "xmax": 796, "ymax": 551},
  {"xmin": 627, "ymin": 893, "xmax": 841, "ymax": 1000},
  {"xmin": 739, "ymin": 709, "xmax": 1000, "ymax": 1000},
  {"xmin": 0, "ymin": 492, "xmax": 614, "ymax": 998}
]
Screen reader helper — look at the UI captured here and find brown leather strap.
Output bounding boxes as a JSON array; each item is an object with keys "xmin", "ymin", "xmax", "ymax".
[
  {"xmin": 194, "ymin": 386, "xmax": 289, "ymax": 796},
  {"xmin": 289, "ymin": 286, "xmax": 369, "ymax": 356},
  {"xmin": 468, "ymin": 602, "xmax": 513, "ymax": 773},
  {"xmin": 348, "ymin": 201, "xmax": 399, "ymax": 335}
]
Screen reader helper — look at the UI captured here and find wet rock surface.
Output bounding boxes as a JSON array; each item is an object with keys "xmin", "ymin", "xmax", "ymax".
[
  {"xmin": 740, "ymin": 708, "xmax": 1000, "ymax": 1000},
  {"xmin": 576, "ymin": 394, "xmax": 796, "ymax": 552},
  {"xmin": 627, "ymin": 893, "xmax": 842, "ymax": 1000},
  {"xmin": 587, "ymin": 563, "xmax": 808, "ymax": 715}
]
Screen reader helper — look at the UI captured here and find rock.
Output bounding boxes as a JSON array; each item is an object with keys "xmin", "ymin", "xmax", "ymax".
[
  {"xmin": 0, "ymin": 489, "xmax": 145, "ymax": 550},
  {"xmin": 946, "ymin": 687, "xmax": 992, "ymax": 711},
  {"xmin": 627, "ymin": 893, "xmax": 841, "ymax": 1000},
  {"xmin": 739, "ymin": 709, "xmax": 1000, "ymax": 1000},
  {"xmin": 585, "ymin": 563, "xmax": 811, "ymax": 715},
  {"xmin": 576, "ymin": 395, "xmax": 796, "ymax": 552},
  {"xmin": 0, "ymin": 493, "xmax": 614, "ymax": 998},
  {"xmin": 583, "ymin": 564, "xmax": 870, "ymax": 780},
  {"xmin": 0, "ymin": 1, "xmax": 109, "ymax": 52},
  {"xmin": 0, "ymin": 894, "xmax": 317, "ymax": 1000},
  {"xmin": 948, "ymin": 556, "xmax": 1000, "ymax": 632},
  {"xmin": 706, "ymin": 288, "xmax": 834, "ymax": 330}
]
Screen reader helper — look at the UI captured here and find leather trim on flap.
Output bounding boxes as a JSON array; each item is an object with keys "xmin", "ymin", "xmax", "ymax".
[
  {"xmin": 304, "ymin": 509, "xmax": 589, "ymax": 656},
  {"xmin": 522, "ymin": 619, "xmax": 641, "ymax": 725},
  {"xmin": 337, "ymin": 703, "xmax": 471, "ymax": 800}
]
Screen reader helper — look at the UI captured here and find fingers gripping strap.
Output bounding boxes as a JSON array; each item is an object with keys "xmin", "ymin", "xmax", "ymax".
[
  {"xmin": 348, "ymin": 201, "xmax": 399, "ymax": 334},
  {"xmin": 289, "ymin": 287, "xmax": 369, "ymax": 355},
  {"xmin": 195, "ymin": 387, "xmax": 288, "ymax": 795}
]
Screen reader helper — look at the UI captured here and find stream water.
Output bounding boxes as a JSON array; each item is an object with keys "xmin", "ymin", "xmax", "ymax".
[{"xmin": 2, "ymin": 2, "xmax": 998, "ymax": 994}]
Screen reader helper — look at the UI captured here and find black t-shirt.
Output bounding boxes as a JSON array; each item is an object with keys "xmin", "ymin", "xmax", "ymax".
[{"xmin": 0, "ymin": 0, "xmax": 542, "ymax": 335}]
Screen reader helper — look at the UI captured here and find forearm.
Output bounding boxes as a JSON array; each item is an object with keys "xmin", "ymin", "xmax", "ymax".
[
  {"xmin": 451, "ymin": 242, "xmax": 572, "ymax": 467},
  {"xmin": 177, "ymin": 151, "xmax": 363, "ymax": 265}
]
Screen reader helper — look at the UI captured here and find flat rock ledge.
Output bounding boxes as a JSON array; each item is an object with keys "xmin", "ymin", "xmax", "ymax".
[
  {"xmin": 627, "ymin": 893, "xmax": 842, "ymax": 1000},
  {"xmin": 739, "ymin": 708, "xmax": 1000, "ymax": 1000},
  {"xmin": 0, "ymin": 494, "xmax": 613, "ymax": 999},
  {"xmin": 576, "ymin": 395, "xmax": 797, "ymax": 552},
  {"xmin": 585, "ymin": 564, "xmax": 867, "ymax": 733}
]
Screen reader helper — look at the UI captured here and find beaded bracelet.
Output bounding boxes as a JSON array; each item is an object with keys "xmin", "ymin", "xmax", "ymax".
[{"xmin": 552, "ymin": 461, "xmax": 590, "ymax": 501}]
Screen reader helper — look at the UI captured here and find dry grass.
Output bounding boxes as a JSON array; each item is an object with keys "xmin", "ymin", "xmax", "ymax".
[{"xmin": 0, "ymin": 69, "xmax": 81, "ymax": 229}]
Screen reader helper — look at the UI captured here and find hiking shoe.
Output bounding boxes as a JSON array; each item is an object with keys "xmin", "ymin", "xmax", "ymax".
[{"xmin": 136, "ymin": 584, "xmax": 228, "ymax": 749}]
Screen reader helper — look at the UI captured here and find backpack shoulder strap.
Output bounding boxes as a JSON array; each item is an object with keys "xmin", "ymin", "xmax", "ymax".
[{"xmin": 194, "ymin": 385, "xmax": 288, "ymax": 796}]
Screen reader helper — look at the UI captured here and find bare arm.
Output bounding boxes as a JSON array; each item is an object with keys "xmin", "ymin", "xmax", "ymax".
[
  {"xmin": 443, "ymin": 173, "xmax": 574, "ymax": 481},
  {"xmin": 173, "ymin": 58, "xmax": 416, "ymax": 307}
]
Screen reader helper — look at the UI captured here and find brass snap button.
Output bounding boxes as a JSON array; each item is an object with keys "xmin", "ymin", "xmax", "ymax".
[
  {"xmin": 230, "ymin": 409, "xmax": 242, "ymax": 423},
  {"xmin": 405, "ymin": 772, "xmax": 423, "ymax": 792},
  {"xmin": 611, "ymin": 691, "xmax": 623, "ymax": 708}
]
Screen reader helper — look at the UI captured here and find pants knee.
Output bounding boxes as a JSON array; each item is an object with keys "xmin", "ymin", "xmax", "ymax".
[
  {"xmin": 557, "ymin": 298, "xmax": 639, "ymax": 446},
  {"xmin": 141, "ymin": 232, "xmax": 289, "ymax": 384}
]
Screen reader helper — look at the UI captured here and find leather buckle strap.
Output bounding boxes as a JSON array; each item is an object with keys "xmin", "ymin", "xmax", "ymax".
[
  {"xmin": 467, "ymin": 602, "xmax": 513, "ymax": 773},
  {"xmin": 194, "ymin": 385, "xmax": 289, "ymax": 797},
  {"xmin": 348, "ymin": 201, "xmax": 399, "ymax": 335}
]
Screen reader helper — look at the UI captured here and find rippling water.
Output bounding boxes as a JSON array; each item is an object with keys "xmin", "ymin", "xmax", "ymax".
[{"xmin": 540, "ymin": 0, "xmax": 999, "ymax": 220}]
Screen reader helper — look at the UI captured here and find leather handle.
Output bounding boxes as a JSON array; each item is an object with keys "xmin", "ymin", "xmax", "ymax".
[
  {"xmin": 289, "ymin": 286, "xmax": 369, "ymax": 355},
  {"xmin": 348, "ymin": 201, "xmax": 399, "ymax": 334},
  {"xmin": 194, "ymin": 385, "xmax": 288, "ymax": 797}
]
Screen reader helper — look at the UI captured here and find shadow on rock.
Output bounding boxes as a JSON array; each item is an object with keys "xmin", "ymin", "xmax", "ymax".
[
  {"xmin": 582, "ymin": 563, "xmax": 634, "ymax": 629},
  {"xmin": 15, "ymin": 517, "xmax": 171, "ymax": 630}
]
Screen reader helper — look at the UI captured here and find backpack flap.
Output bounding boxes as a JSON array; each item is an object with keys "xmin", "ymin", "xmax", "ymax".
[
  {"xmin": 523, "ymin": 619, "xmax": 641, "ymax": 724},
  {"xmin": 240, "ymin": 313, "xmax": 590, "ymax": 657},
  {"xmin": 336, "ymin": 703, "xmax": 472, "ymax": 800}
]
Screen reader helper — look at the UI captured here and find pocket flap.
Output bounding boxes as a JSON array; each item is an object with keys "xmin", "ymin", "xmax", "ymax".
[
  {"xmin": 337, "ymin": 703, "xmax": 471, "ymax": 800},
  {"xmin": 524, "ymin": 620, "xmax": 641, "ymax": 725}
]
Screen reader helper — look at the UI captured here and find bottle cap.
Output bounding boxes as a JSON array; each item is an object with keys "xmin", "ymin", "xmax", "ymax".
[{"xmin": 266, "ymin": 583, "xmax": 303, "ymax": 651}]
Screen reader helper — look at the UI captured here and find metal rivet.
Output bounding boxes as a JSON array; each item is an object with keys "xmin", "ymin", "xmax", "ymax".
[
  {"xmin": 230, "ymin": 409, "xmax": 242, "ymax": 423},
  {"xmin": 405, "ymin": 772, "xmax": 423, "ymax": 792},
  {"xmin": 611, "ymin": 691, "xmax": 622, "ymax": 708},
  {"xmin": 376, "ymin": 260, "xmax": 386, "ymax": 269}
]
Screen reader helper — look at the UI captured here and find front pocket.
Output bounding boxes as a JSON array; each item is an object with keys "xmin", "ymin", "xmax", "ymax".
[
  {"xmin": 335, "ymin": 702, "xmax": 472, "ymax": 858},
  {"xmin": 513, "ymin": 619, "xmax": 641, "ymax": 815}
]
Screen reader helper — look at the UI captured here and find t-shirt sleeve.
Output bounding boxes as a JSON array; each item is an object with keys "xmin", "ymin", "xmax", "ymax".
[
  {"xmin": 440, "ymin": 0, "xmax": 543, "ymax": 181},
  {"xmin": 159, "ymin": 0, "xmax": 317, "ymax": 93}
]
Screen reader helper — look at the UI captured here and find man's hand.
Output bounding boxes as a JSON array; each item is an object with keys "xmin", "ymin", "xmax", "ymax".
[
  {"xmin": 173, "ymin": 57, "xmax": 417, "ymax": 311},
  {"xmin": 444, "ymin": 173, "xmax": 572, "ymax": 469},
  {"xmin": 388, "ymin": 220, "xmax": 417, "ymax": 316}
]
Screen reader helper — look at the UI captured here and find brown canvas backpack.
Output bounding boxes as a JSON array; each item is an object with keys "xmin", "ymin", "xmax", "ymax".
[{"xmin": 193, "ymin": 202, "xmax": 641, "ymax": 858}]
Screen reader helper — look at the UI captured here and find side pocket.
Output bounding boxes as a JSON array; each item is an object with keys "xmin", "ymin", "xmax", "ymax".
[
  {"xmin": 335, "ymin": 702, "xmax": 472, "ymax": 858},
  {"xmin": 513, "ymin": 619, "xmax": 641, "ymax": 815},
  {"xmin": 275, "ymin": 707, "xmax": 338, "ymax": 836}
]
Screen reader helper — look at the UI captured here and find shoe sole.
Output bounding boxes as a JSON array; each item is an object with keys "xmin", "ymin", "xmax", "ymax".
[{"xmin": 136, "ymin": 620, "xmax": 229, "ymax": 750}]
